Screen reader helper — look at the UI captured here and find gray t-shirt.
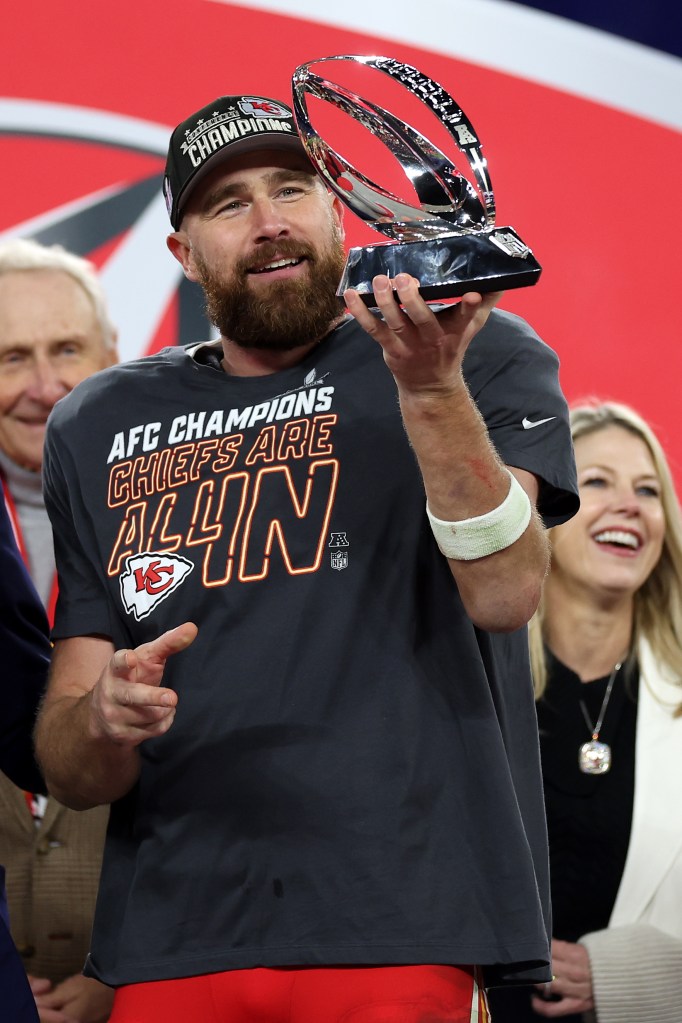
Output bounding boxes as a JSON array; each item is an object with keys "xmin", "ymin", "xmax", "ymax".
[{"xmin": 43, "ymin": 309, "xmax": 578, "ymax": 988}]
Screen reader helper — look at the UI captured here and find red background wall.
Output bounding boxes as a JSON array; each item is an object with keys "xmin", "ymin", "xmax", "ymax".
[{"xmin": 1, "ymin": 0, "xmax": 680, "ymax": 482}]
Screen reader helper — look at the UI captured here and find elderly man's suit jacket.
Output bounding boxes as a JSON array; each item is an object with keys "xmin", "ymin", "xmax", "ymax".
[
  {"xmin": 0, "ymin": 777, "xmax": 109, "ymax": 982},
  {"xmin": 0, "ymin": 479, "xmax": 51, "ymax": 1022}
]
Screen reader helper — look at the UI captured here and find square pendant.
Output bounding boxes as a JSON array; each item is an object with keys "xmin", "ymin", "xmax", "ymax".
[{"xmin": 579, "ymin": 740, "xmax": 612, "ymax": 775}]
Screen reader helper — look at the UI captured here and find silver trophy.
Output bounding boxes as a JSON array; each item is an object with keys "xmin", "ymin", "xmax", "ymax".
[{"xmin": 292, "ymin": 55, "xmax": 541, "ymax": 305}]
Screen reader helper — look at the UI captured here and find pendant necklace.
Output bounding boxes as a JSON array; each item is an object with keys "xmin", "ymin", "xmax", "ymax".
[{"xmin": 578, "ymin": 658, "xmax": 624, "ymax": 775}]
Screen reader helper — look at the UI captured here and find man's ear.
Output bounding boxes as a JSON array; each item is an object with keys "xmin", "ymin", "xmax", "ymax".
[
  {"xmin": 167, "ymin": 231, "xmax": 199, "ymax": 282},
  {"xmin": 105, "ymin": 329, "xmax": 119, "ymax": 367},
  {"xmin": 331, "ymin": 195, "xmax": 346, "ymax": 242}
]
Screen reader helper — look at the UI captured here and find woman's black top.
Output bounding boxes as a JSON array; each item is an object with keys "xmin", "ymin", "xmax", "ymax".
[{"xmin": 488, "ymin": 652, "xmax": 638, "ymax": 1022}]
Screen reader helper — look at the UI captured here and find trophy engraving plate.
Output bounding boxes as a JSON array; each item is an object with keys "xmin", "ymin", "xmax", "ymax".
[{"xmin": 292, "ymin": 55, "xmax": 542, "ymax": 305}]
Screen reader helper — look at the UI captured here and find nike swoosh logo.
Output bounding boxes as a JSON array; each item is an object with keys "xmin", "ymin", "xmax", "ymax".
[{"xmin": 522, "ymin": 416, "xmax": 556, "ymax": 429}]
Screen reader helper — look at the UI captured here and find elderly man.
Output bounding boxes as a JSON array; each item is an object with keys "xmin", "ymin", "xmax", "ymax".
[
  {"xmin": 36, "ymin": 96, "xmax": 578, "ymax": 1022},
  {"xmin": 0, "ymin": 239, "xmax": 116, "ymax": 1022},
  {"xmin": 0, "ymin": 239, "xmax": 117, "ymax": 618}
]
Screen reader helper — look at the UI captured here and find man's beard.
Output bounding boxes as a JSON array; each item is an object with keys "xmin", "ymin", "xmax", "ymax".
[{"xmin": 195, "ymin": 234, "xmax": 347, "ymax": 351}]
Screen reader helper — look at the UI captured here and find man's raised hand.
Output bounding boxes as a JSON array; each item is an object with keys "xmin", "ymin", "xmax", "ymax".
[
  {"xmin": 88, "ymin": 622, "xmax": 198, "ymax": 747},
  {"xmin": 345, "ymin": 274, "xmax": 501, "ymax": 395}
]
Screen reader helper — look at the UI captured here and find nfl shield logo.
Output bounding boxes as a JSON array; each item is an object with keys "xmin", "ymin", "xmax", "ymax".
[{"xmin": 331, "ymin": 550, "xmax": 348, "ymax": 571}]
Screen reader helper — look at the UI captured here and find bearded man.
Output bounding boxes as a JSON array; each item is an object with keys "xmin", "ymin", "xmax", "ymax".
[{"xmin": 35, "ymin": 94, "xmax": 578, "ymax": 1023}]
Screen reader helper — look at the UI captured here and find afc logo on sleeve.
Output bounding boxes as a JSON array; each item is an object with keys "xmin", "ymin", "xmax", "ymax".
[{"xmin": 120, "ymin": 552, "xmax": 194, "ymax": 621}]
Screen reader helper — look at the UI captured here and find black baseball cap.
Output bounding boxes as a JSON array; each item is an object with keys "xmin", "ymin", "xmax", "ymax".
[{"xmin": 163, "ymin": 95, "xmax": 310, "ymax": 229}]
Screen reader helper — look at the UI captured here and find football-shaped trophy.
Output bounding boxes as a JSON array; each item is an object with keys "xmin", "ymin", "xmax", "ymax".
[{"xmin": 292, "ymin": 55, "xmax": 541, "ymax": 305}]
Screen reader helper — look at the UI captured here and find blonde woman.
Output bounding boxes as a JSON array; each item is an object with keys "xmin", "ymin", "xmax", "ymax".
[{"xmin": 490, "ymin": 401, "xmax": 682, "ymax": 1023}]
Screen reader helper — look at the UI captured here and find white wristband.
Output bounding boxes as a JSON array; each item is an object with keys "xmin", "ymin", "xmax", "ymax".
[{"xmin": 426, "ymin": 470, "xmax": 532, "ymax": 561}]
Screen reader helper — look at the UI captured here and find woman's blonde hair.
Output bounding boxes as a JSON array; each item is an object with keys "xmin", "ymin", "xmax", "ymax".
[{"xmin": 530, "ymin": 400, "xmax": 682, "ymax": 711}]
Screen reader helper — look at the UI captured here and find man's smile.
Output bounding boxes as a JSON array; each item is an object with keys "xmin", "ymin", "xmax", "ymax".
[{"xmin": 249, "ymin": 256, "xmax": 306, "ymax": 275}]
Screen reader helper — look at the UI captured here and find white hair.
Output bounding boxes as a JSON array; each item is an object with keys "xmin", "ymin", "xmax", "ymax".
[{"xmin": 0, "ymin": 237, "xmax": 116, "ymax": 350}]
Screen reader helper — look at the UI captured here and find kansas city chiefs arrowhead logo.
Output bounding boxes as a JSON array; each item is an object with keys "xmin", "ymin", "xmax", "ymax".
[{"xmin": 120, "ymin": 551, "xmax": 194, "ymax": 621}]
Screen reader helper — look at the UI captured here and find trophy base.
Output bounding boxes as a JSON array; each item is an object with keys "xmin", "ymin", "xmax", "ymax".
[{"xmin": 337, "ymin": 227, "xmax": 541, "ymax": 306}]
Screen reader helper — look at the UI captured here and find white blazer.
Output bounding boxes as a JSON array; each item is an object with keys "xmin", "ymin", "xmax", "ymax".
[{"xmin": 609, "ymin": 639, "xmax": 682, "ymax": 937}]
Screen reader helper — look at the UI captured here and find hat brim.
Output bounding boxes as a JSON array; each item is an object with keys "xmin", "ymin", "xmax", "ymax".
[{"xmin": 174, "ymin": 134, "xmax": 312, "ymax": 227}]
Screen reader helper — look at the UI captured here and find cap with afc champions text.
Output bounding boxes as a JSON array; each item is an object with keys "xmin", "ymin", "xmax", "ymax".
[{"xmin": 163, "ymin": 95, "xmax": 310, "ymax": 229}]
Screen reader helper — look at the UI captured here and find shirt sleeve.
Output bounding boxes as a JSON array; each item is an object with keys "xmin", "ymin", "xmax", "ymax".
[
  {"xmin": 462, "ymin": 308, "xmax": 579, "ymax": 527},
  {"xmin": 580, "ymin": 923, "xmax": 682, "ymax": 1023},
  {"xmin": 42, "ymin": 414, "xmax": 118, "ymax": 644}
]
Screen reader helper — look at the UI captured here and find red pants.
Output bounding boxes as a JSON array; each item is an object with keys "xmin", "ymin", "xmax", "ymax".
[{"xmin": 109, "ymin": 964, "xmax": 490, "ymax": 1023}]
